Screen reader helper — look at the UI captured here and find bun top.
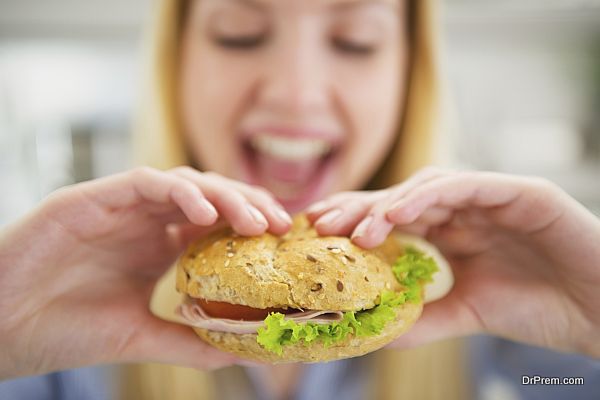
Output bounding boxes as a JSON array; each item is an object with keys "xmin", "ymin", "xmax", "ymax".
[{"xmin": 176, "ymin": 215, "xmax": 405, "ymax": 311}]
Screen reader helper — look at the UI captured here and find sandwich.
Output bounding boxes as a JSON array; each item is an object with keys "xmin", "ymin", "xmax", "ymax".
[{"xmin": 175, "ymin": 214, "xmax": 443, "ymax": 363}]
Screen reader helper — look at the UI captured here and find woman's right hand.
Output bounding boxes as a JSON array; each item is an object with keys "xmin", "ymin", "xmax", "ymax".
[{"xmin": 0, "ymin": 166, "xmax": 292, "ymax": 379}]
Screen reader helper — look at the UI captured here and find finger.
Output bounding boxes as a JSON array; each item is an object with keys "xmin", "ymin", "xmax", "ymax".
[
  {"xmin": 171, "ymin": 168, "xmax": 269, "ymax": 237},
  {"xmin": 347, "ymin": 168, "xmax": 451, "ymax": 249},
  {"xmin": 121, "ymin": 316, "xmax": 240, "ymax": 370},
  {"xmin": 392, "ymin": 223, "xmax": 430, "ymax": 237},
  {"xmin": 305, "ymin": 200, "xmax": 332, "ymax": 220},
  {"xmin": 389, "ymin": 206, "xmax": 453, "ymax": 229},
  {"xmin": 305, "ymin": 192, "xmax": 358, "ymax": 222},
  {"xmin": 385, "ymin": 172, "xmax": 526, "ymax": 226},
  {"xmin": 167, "ymin": 219, "xmax": 231, "ymax": 249},
  {"xmin": 232, "ymin": 184, "xmax": 293, "ymax": 235},
  {"xmin": 386, "ymin": 166, "xmax": 453, "ymax": 203},
  {"xmin": 313, "ymin": 203, "xmax": 370, "ymax": 237},
  {"xmin": 82, "ymin": 167, "xmax": 219, "ymax": 226},
  {"xmin": 349, "ymin": 190, "xmax": 396, "ymax": 249}
]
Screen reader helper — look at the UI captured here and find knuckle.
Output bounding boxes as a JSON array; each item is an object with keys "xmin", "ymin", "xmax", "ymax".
[
  {"xmin": 131, "ymin": 166, "xmax": 157, "ymax": 179},
  {"xmin": 529, "ymin": 176, "xmax": 561, "ymax": 195},
  {"xmin": 45, "ymin": 185, "xmax": 74, "ymax": 204},
  {"xmin": 170, "ymin": 165, "xmax": 196, "ymax": 176},
  {"xmin": 202, "ymin": 170, "xmax": 219, "ymax": 179}
]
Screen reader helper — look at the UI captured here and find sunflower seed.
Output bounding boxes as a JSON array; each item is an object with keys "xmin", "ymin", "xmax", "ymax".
[{"xmin": 311, "ymin": 283, "xmax": 323, "ymax": 292}]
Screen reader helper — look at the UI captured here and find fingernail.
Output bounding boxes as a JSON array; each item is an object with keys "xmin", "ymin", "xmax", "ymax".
[
  {"xmin": 246, "ymin": 204, "xmax": 268, "ymax": 227},
  {"xmin": 200, "ymin": 198, "xmax": 218, "ymax": 218},
  {"xmin": 352, "ymin": 215, "xmax": 374, "ymax": 239},
  {"xmin": 316, "ymin": 209, "xmax": 342, "ymax": 226},
  {"xmin": 275, "ymin": 207, "xmax": 293, "ymax": 224},
  {"xmin": 306, "ymin": 201, "xmax": 328, "ymax": 214}
]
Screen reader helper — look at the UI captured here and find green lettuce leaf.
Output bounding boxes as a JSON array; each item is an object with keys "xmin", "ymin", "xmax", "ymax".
[
  {"xmin": 256, "ymin": 247, "xmax": 438, "ymax": 354},
  {"xmin": 391, "ymin": 246, "xmax": 438, "ymax": 303}
]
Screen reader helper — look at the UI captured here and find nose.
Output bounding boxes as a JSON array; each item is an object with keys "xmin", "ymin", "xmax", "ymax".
[{"xmin": 257, "ymin": 21, "xmax": 331, "ymax": 118}]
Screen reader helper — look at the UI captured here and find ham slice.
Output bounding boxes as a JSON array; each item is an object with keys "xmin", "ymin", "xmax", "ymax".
[{"xmin": 176, "ymin": 298, "xmax": 344, "ymax": 335}]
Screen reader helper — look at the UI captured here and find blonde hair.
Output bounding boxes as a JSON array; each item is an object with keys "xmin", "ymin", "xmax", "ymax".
[{"xmin": 124, "ymin": 0, "xmax": 468, "ymax": 399}]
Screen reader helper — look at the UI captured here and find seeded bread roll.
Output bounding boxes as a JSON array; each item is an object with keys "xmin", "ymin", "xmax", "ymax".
[
  {"xmin": 193, "ymin": 300, "xmax": 422, "ymax": 363},
  {"xmin": 177, "ymin": 215, "xmax": 403, "ymax": 311}
]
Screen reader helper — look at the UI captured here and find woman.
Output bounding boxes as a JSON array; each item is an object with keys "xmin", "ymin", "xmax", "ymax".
[
  {"xmin": 1, "ymin": 0, "xmax": 599, "ymax": 399},
  {"xmin": 127, "ymin": 0, "xmax": 463, "ymax": 398}
]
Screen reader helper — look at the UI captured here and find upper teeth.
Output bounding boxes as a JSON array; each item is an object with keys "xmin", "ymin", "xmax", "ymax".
[{"xmin": 250, "ymin": 134, "xmax": 332, "ymax": 161}]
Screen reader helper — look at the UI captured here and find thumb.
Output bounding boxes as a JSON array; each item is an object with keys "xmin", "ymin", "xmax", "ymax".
[{"xmin": 120, "ymin": 315, "xmax": 241, "ymax": 370}]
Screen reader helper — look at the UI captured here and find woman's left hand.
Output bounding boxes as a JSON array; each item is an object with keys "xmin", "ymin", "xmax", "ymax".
[{"xmin": 306, "ymin": 168, "xmax": 600, "ymax": 357}]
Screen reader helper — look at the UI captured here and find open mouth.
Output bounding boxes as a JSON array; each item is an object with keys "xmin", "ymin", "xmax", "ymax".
[{"xmin": 238, "ymin": 131, "xmax": 343, "ymax": 212}]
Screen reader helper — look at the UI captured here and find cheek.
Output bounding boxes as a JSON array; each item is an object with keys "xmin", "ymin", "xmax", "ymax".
[
  {"xmin": 335, "ymin": 55, "xmax": 405, "ymax": 189},
  {"xmin": 179, "ymin": 41, "xmax": 256, "ymax": 174}
]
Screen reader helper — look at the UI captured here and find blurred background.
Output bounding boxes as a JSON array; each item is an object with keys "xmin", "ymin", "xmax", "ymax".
[
  {"xmin": 1, "ymin": 1, "xmax": 599, "ymax": 399},
  {"xmin": 1, "ymin": 0, "xmax": 600, "ymax": 225}
]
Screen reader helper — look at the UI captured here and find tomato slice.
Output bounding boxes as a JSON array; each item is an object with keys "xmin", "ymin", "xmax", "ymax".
[{"xmin": 196, "ymin": 299, "xmax": 295, "ymax": 320}]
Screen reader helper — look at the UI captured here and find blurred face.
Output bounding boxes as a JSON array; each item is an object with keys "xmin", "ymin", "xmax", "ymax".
[{"xmin": 180, "ymin": 0, "xmax": 408, "ymax": 212}]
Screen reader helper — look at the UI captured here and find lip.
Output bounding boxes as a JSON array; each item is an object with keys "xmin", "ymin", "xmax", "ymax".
[{"xmin": 236, "ymin": 126, "xmax": 344, "ymax": 213}]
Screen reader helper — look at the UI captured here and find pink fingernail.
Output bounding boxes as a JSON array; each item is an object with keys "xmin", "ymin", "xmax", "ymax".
[
  {"xmin": 316, "ymin": 209, "xmax": 342, "ymax": 226},
  {"xmin": 352, "ymin": 215, "xmax": 374, "ymax": 239},
  {"xmin": 275, "ymin": 207, "xmax": 293, "ymax": 224},
  {"xmin": 306, "ymin": 201, "xmax": 328, "ymax": 214},
  {"xmin": 200, "ymin": 198, "xmax": 218, "ymax": 218},
  {"xmin": 246, "ymin": 204, "xmax": 268, "ymax": 227}
]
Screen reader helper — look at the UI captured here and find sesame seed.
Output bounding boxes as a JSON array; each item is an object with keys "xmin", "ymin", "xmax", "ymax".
[
  {"xmin": 311, "ymin": 283, "xmax": 323, "ymax": 292},
  {"xmin": 224, "ymin": 260, "xmax": 230, "ymax": 267},
  {"xmin": 227, "ymin": 252, "xmax": 234, "ymax": 258},
  {"xmin": 327, "ymin": 246, "xmax": 341, "ymax": 253},
  {"xmin": 344, "ymin": 255, "xmax": 356, "ymax": 263},
  {"xmin": 341, "ymin": 257, "xmax": 348, "ymax": 265},
  {"xmin": 306, "ymin": 254, "xmax": 317, "ymax": 262},
  {"xmin": 336, "ymin": 280, "xmax": 344, "ymax": 292},
  {"xmin": 364, "ymin": 276, "xmax": 369, "ymax": 282}
]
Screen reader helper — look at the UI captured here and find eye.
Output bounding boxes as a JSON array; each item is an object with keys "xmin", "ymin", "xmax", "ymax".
[
  {"xmin": 331, "ymin": 37, "xmax": 377, "ymax": 56},
  {"xmin": 214, "ymin": 34, "xmax": 267, "ymax": 49}
]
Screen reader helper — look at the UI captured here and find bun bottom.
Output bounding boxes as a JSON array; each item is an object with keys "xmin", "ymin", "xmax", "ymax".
[{"xmin": 193, "ymin": 302, "xmax": 422, "ymax": 363}]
